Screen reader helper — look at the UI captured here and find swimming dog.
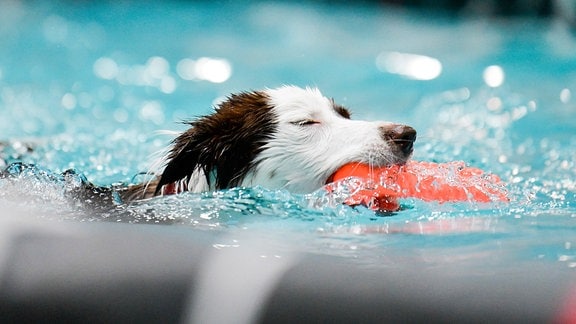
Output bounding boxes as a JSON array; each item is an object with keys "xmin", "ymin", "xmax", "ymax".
[{"xmin": 121, "ymin": 85, "xmax": 416, "ymax": 202}]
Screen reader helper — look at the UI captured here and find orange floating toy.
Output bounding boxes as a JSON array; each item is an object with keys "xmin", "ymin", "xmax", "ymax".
[{"xmin": 327, "ymin": 161, "xmax": 508, "ymax": 212}]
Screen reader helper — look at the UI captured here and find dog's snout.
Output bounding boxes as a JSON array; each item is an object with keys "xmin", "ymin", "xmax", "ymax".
[{"xmin": 381, "ymin": 124, "xmax": 417, "ymax": 155}]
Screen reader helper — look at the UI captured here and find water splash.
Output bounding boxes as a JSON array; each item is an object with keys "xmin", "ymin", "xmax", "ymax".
[
  {"xmin": 0, "ymin": 162, "xmax": 512, "ymax": 235},
  {"xmin": 412, "ymin": 87, "xmax": 576, "ymax": 214}
]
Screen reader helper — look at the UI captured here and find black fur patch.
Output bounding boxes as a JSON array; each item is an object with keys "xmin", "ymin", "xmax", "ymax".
[
  {"xmin": 332, "ymin": 100, "xmax": 351, "ymax": 119},
  {"xmin": 155, "ymin": 91, "xmax": 277, "ymax": 194}
]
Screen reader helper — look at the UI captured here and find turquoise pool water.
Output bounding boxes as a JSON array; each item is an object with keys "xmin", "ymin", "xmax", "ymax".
[{"xmin": 1, "ymin": 1, "xmax": 575, "ymax": 273}]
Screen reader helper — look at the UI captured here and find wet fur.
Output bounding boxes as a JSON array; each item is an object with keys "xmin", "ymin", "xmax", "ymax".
[
  {"xmin": 121, "ymin": 91, "xmax": 276, "ymax": 201},
  {"xmin": 121, "ymin": 86, "xmax": 416, "ymax": 202}
]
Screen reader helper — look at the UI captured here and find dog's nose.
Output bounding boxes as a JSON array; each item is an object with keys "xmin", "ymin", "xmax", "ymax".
[{"xmin": 381, "ymin": 124, "xmax": 417, "ymax": 155}]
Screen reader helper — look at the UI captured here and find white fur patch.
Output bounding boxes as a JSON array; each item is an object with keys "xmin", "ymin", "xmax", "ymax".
[
  {"xmin": 242, "ymin": 86, "xmax": 401, "ymax": 193},
  {"xmin": 154, "ymin": 86, "xmax": 411, "ymax": 196}
]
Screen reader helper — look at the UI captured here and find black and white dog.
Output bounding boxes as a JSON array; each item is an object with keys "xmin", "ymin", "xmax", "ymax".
[{"xmin": 121, "ymin": 85, "xmax": 416, "ymax": 202}]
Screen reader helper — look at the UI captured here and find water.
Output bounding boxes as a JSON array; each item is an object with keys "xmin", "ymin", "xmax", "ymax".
[{"xmin": 1, "ymin": 1, "xmax": 576, "ymax": 273}]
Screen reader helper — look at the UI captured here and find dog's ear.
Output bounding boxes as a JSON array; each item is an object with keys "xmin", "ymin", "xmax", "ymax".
[{"xmin": 156, "ymin": 91, "xmax": 276, "ymax": 193}]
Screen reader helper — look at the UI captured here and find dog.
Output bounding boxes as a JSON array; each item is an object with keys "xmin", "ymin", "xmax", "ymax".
[{"xmin": 120, "ymin": 85, "xmax": 416, "ymax": 202}]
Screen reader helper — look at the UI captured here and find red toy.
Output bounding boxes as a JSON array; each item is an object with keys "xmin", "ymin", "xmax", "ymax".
[{"xmin": 327, "ymin": 161, "xmax": 508, "ymax": 212}]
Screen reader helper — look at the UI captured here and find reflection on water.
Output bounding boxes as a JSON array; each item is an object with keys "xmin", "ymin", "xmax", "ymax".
[
  {"xmin": 93, "ymin": 55, "xmax": 232, "ymax": 90},
  {"xmin": 376, "ymin": 51, "xmax": 443, "ymax": 81},
  {"xmin": 185, "ymin": 57, "xmax": 233, "ymax": 83},
  {"xmin": 483, "ymin": 65, "xmax": 505, "ymax": 88}
]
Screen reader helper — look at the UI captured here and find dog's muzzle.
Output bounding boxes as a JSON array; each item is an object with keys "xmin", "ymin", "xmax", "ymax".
[{"xmin": 381, "ymin": 124, "xmax": 417, "ymax": 156}]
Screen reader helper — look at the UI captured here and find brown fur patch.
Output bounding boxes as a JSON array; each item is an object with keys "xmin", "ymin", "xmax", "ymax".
[{"xmin": 145, "ymin": 90, "xmax": 278, "ymax": 197}]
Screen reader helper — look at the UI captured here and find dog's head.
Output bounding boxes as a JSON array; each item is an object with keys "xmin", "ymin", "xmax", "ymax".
[{"xmin": 156, "ymin": 86, "xmax": 416, "ymax": 194}]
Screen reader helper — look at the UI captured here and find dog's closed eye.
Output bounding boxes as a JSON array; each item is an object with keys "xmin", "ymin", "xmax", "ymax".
[{"xmin": 292, "ymin": 120, "xmax": 320, "ymax": 126}]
